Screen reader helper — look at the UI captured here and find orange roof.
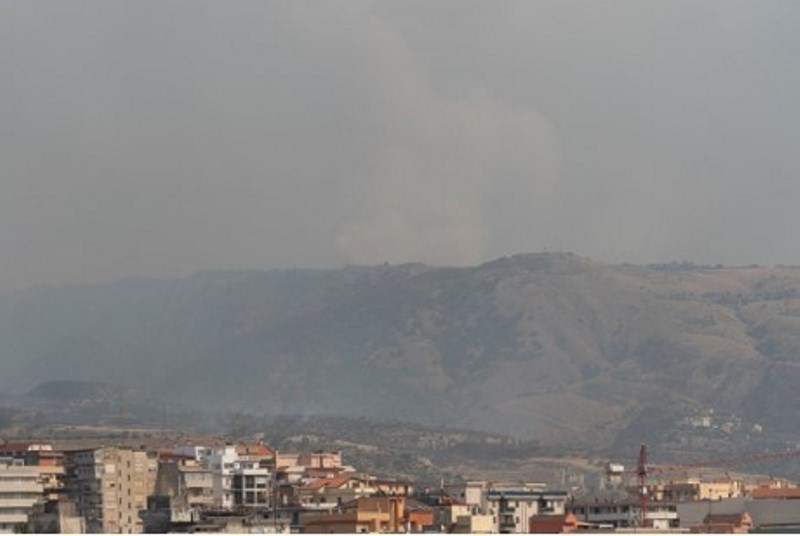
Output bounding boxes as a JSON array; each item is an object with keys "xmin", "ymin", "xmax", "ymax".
[
  {"xmin": 0, "ymin": 442, "xmax": 36, "ymax": 454},
  {"xmin": 529, "ymin": 513, "xmax": 578, "ymax": 533},
  {"xmin": 235, "ymin": 444, "xmax": 275, "ymax": 457},
  {"xmin": 302, "ymin": 475, "xmax": 353, "ymax": 491},
  {"xmin": 752, "ymin": 487, "xmax": 800, "ymax": 499}
]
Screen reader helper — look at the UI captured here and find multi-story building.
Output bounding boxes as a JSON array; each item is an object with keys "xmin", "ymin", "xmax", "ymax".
[
  {"xmin": 486, "ymin": 487, "xmax": 567, "ymax": 533},
  {"xmin": 230, "ymin": 460, "xmax": 271, "ymax": 509},
  {"xmin": 301, "ymin": 496, "xmax": 434, "ymax": 533},
  {"xmin": 0, "ymin": 460, "xmax": 44, "ymax": 533},
  {"xmin": 435, "ymin": 481, "xmax": 567, "ymax": 533},
  {"xmin": 207, "ymin": 445, "xmax": 273, "ymax": 510},
  {"xmin": 454, "ymin": 482, "xmax": 564, "ymax": 534},
  {"xmin": 207, "ymin": 446, "xmax": 239, "ymax": 510},
  {"xmin": 660, "ymin": 476, "xmax": 743, "ymax": 501},
  {"xmin": 150, "ymin": 458, "xmax": 214, "ymax": 512},
  {"xmin": 569, "ymin": 498, "xmax": 679, "ymax": 530},
  {"xmin": 64, "ymin": 447, "xmax": 157, "ymax": 533},
  {"xmin": 0, "ymin": 443, "xmax": 64, "ymax": 501}
]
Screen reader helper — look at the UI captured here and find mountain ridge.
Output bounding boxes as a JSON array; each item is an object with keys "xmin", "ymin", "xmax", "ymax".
[{"xmin": 2, "ymin": 252, "xmax": 800, "ymax": 451}]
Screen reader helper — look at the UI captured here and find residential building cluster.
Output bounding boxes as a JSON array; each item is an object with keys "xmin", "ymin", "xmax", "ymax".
[{"xmin": 2, "ymin": 439, "xmax": 800, "ymax": 532}]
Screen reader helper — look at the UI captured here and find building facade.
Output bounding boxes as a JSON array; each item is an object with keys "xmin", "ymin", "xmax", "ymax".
[
  {"xmin": 0, "ymin": 461, "xmax": 44, "ymax": 533},
  {"xmin": 64, "ymin": 447, "xmax": 157, "ymax": 533}
]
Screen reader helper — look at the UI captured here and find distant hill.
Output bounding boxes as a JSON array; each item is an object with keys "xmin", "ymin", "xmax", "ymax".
[
  {"xmin": 27, "ymin": 380, "xmax": 117, "ymax": 401},
  {"xmin": 2, "ymin": 253, "xmax": 800, "ymax": 453}
]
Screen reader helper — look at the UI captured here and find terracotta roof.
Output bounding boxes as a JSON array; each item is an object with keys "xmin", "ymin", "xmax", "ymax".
[
  {"xmin": 235, "ymin": 444, "xmax": 275, "ymax": 457},
  {"xmin": 302, "ymin": 475, "xmax": 352, "ymax": 491},
  {"xmin": 529, "ymin": 513, "xmax": 578, "ymax": 533},
  {"xmin": 751, "ymin": 487, "xmax": 800, "ymax": 499},
  {"xmin": 0, "ymin": 442, "xmax": 35, "ymax": 454},
  {"xmin": 703, "ymin": 513, "xmax": 750, "ymax": 525},
  {"xmin": 404, "ymin": 498, "xmax": 433, "ymax": 512},
  {"xmin": 439, "ymin": 496, "xmax": 465, "ymax": 506}
]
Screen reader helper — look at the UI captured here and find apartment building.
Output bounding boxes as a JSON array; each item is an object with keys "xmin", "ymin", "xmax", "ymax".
[
  {"xmin": 64, "ymin": 447, "xmax": 157, "ymax": 533},
  {"xmin": 0, "ymin": 460, "xmax": 44, "ymax": 533},
  {"xmin": 486, "ymin": 487, "xmax": 567, "ymax": 533},
  {"xmin": 570, "ymin": 498, "xmax": 679, "ymax": 530},
  {"xmin": 0, "ymin": 443, "xmax": 64, "ymax": 500},
  {"xmin": 207, "ymin": 445, "xmax": 272, "ymax": 510}
]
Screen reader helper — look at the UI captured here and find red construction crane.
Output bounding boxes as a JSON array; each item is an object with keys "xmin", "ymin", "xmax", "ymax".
[{"xmin": 627, "ymin": 444, "xmax": 800, "ymax": 528}]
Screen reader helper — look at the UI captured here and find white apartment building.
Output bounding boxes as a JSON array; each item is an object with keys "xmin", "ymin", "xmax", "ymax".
[
  {"xmin": 570, "ymin": 499, "xmax": 679, "ymax": 530},
  {"xmin": 207, "ymin": 446, "xmax": 272, "ymax": 510},
  {"xmin": 486, "ymin": 485, "xmax": 567, "ymax": 533},
  {"xmin": 0, "ymin": 460, "xmax": 44, "ymax": 533},
  {"xmin": 208, "ymin": 447, "xmax": 238, "ymax": 510}
]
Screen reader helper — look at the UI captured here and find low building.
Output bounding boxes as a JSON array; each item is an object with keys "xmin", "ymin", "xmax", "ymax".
[
  {"xmin": 659, "ymin": 482, "xmax": 701, "ymax": 503},
  {"xmin": 570, "ymin": 498, "xmax": 679, "ymax": 530},
  {"xmin": 751, "ymin": 487, "xmax": 800, "ymax": 500},
  {"xmin": 298, "ymin": 475, "xmax": 358, "ymax": 510},
  {"xmin": 276, "ymin": 451, "xmax": 343, "ymax": 471},
  {"xmin": 374, "ymin": 479, "xmax": 414, "ymax": 497},
  {"xmin": 652, "ymin": 476, "xmax": 744, "ymax": 502},
  {"xmin": 177, "ymin": 509, "xmax": 295, "ymax": 533},
  {"xmin": 28, "ymin": 499, "xmax": 86, "ymax": 534},
  {"xmin": 433, "ymin": 502, "xmax": 471, "ymax": 532},
  {"xmin": 677, "ymin": 497, "xmax": 800, "ymax": 531},
  {"xmin": 528, "ymin": 513, "xmax": 579, "ymax": 533},
  {"xmin": 450, "ymin": 512, "xmax": 494, "ymax": 533},
  {"xmin": 691, "ymin": 512, "xmax": 753, "ymax": 533},
  {"xmin": 301, "ymin": 496, "xmax": 433, "ymax": 533}
]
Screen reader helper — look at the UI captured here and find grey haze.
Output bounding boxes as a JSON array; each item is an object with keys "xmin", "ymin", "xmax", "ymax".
[{"xmin": 2, "ymin": 1, "xmax": 800, "ymax": 293}]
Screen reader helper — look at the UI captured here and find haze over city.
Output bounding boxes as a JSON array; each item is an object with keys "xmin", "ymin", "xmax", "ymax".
[
  {"xmin": 3, "ymin": 1, "xmax": 800, "ymax": 293},
  {"xmin": 7, "ymin": 2, "xmax": 800, "ymax": 534}
]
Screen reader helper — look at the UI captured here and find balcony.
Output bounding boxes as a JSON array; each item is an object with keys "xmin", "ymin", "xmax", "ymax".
[
  {"xmin": 184, "ymin": 481, "xmax": 213, "ymax": 489},
  {"xmin": 0, "ymin": 499, "xmax": 38, "ymax": 509},
  {"xmin": 0, "ymin": 513, "xmax": 28, "ymax": 524},
  {"xmin": 0, "ymin": 482, "xmax": 42, "ymax": 493},
  {"xmin": 649, "ymin": 511, "xmax": 679, "ymax": 520}
]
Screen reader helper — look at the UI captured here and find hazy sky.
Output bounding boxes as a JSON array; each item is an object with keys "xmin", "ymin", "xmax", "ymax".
[{"xmin": 3, "ymin": 0, "xmax": 800, "ymax": 292}]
